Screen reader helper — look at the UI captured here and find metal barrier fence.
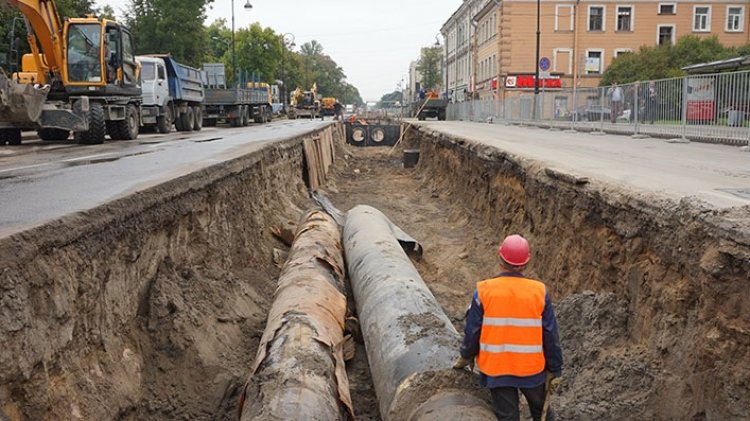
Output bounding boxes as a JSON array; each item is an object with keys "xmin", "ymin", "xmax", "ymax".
[{"xmin": 447, "ymin": 70, "xmax": 750, "ymax": 146}]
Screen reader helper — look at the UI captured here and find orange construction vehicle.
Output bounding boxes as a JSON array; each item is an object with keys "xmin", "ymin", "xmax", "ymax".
[{"xmin": 0, "ymin": 0, "xmax": 141, "ymax": 145}]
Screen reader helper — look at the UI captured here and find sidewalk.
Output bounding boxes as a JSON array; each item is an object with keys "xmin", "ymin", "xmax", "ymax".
[{"xmin": 416, "ymin": 121, "xmax": 750, "ymax": 210}]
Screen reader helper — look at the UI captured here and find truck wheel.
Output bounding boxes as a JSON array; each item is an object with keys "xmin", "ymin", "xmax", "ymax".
[
  {"xmin": 107, "ymin": 104, "xmax": 139, "ymax": 140},
  {"xmin": 38, "ymin": 128, "xmax": 70, "ymax": 141},
  {"xmin": 157, "ymin": 107, "xmax": 172, "ymax": 134},
  {"xmin": 230, "ymin": 107, "xmax": 242, "ymax": 127},
  {"xmin": 418, "ymin": 113, "xmax": 426, "ymax": 121},
  {"xmin": 242, "ymin": 106, "xmax": 250, "ymax": 126},
  {"xmin": 192, "ymin": 106, "xmax": 203, "ymax": 131},
  {"xmin": 6, "ymin": 129, "xmax": 22, "ymax": 145},
  {"xmin": 438, "ymin": 110, "xmax": 446, "ymax": 121},
  {"xmin": 177, "ymin": 108, "xmax": 194, "ymax": 132},
  {"xmin": 174, "ymin": 110, "xmax": 185, "ymax": 131},
  {"xmin": 185, "ymin": 107, "xmax": 195, "ymax": 131},
  {"xmin": 76, "ymin": 102, "xmax": 106, "ymax": 144}
]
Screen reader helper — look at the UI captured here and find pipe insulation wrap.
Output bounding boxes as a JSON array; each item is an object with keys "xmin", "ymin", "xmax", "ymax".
[
  {"xmin": 240, "ymin": 209, "xmax": 353, "ymax": 420},
  {"xmin": 343, "ymin": 205, "xmax": 493, "ymax": 420}
]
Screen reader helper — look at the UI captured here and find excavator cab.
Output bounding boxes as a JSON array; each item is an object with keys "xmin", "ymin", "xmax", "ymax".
[{"xmin": 62, "ymin": 18, "xmax": 139, "ymax": 95}]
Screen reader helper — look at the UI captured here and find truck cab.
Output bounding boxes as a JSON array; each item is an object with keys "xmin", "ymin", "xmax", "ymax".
[{"xmin": 138, "ymin": 56, "xmax": 169, "ymax": 110}]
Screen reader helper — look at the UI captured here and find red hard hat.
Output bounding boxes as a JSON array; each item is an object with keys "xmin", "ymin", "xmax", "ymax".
[{"xmin": 498, "ymin": 234, "xmax": 531, "ymax": 266}]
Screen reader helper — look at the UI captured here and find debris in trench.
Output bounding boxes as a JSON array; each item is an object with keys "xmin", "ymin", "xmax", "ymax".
[{"xmin": 240, "ymin": 209, "xmax": 354, "ymax": 420}]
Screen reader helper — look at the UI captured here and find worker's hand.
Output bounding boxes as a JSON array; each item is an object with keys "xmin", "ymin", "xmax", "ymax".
[
  {"xmin": 452, "ymin": 356, "xmax": 474, "ymax": 370},
  {"xmin": 546, "ymin": 371, "xmax": 562, "ymax": 393}
]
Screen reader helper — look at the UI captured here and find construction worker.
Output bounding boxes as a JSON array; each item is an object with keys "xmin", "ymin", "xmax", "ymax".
[
  {"xmin": 333, "ymin": 100, "xmax": 344, "ymax": 120},
  {"xmin": 454, "ymin": 234, "xmax": 563, "ymax": 421}
]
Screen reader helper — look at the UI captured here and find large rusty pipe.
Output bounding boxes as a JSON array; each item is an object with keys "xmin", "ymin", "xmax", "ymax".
[
  {"xmin": 240, "ymin": 209, "xmax": 353, "ymax": 420},
  {"xmin": 343, "ymin": 205, "xmax": 494, "ymax": 421}
]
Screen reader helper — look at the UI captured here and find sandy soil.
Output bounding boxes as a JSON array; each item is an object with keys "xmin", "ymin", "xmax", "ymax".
[{"xmin": 3, "ymin": 123, "xmax": 748, "ymax": 420}]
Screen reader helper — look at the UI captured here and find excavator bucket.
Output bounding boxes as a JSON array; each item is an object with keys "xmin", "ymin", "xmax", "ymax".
[{"xmin": 0, "ymin": 71, "xmax": 49, "ymax": 126}]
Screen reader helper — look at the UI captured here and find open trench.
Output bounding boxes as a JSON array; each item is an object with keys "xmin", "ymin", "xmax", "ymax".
[{"xmin": 1, "ymin": 123, "xmax": 749, "ymax": 420}]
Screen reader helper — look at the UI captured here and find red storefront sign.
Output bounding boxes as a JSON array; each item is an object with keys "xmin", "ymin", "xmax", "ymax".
[{"xmin": 504, "ymin": 75, "xmax": 561, "ymax": 89}]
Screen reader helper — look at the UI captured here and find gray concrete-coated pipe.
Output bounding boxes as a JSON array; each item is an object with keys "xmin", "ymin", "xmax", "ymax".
[
  {"xmin": 240, "ymin": 209, "xmax": 353, "ymax": 420},
  {"xmin": 343, "ymin": 205, "xmax": 494, "ymax": 421}
]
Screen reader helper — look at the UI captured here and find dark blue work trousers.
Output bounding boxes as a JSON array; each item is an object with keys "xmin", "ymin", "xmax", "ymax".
[{"xmin": 490, "ymin": 383, "xmax": 554, "ymax": 421}]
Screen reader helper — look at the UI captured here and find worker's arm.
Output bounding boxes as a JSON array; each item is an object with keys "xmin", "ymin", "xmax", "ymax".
[
  {"xmin": 459, "ymin": 290, "xmax": 483, "ymax": 359},
  {"xmin": 542, "ymin": 292, "xmax": 563, "ymax": 377}
]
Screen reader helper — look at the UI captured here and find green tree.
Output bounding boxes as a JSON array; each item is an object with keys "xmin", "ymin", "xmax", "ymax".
[
  {"xmin": 602, "ymin": 36, "xmax": 748, "ymax": 84},
  {"xmin": 295, "ymin": 40, "xmax": 361, "ymax": 103},
  {"xmin": 416, "ymin": 45, "xmax": 443, "ymax": 90},
  {"xmin": 98, "ymin": 5, "xmax": 116, "ymax": 20},
  {"xmin": 235, "ymin": 23, "xmax": 283, "ymax": 84},
  {"xmin": 125, "ymin": 0, "xmax": 213, "ymax": 67},
  {"xmin": 377, "ymin": 90, "xmax": 402, "ymax": 108},
  {"xmin": 56, "ymin": 0, "xmax": 97, "ymax": 19}
]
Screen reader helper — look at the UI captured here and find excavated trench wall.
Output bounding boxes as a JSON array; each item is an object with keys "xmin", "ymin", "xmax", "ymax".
[
  {"xmin": 409, "ymin": 126, "xmax": 750, "ymax": 420},
  {"xmin": 0, "ymin": 130, "xmax": 330, "ymax": 420},
  {"xmin": 2, "ymin": 120, "xmax": 749, "ymax": 420}
]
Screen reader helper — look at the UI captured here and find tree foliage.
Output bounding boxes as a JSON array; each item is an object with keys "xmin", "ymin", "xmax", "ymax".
[
  {"xmin": 416, "ymin": 46, "xmax": 443, "ymax": 90},
  {"xmin": 295, "ymin": 40, "xmax": 362, "ymax": 105},
  {"xmin": 602, "ymin": 36, "xmax": 750, "ymax": 85},
  {"xmin": 125, "ymin": 0, "xmax": 213, "ymax": 67},
  {"xmin": 378, "ymin": 90, "xmax": 403, "ymax": 108},
  {"xmin": 235, "ymin": 23, "xmax": 283, "ymax": 83},
  {"xmin": 0, "ymin": 1, "xmax": 363, "ymax": 105}
]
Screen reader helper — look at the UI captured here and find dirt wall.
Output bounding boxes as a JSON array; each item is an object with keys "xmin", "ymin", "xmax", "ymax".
[
  {"xmin": 410, "ymin": 126, "xmax": 750, "ymax": 420},
  {"xmin": 0, "ymin": 130, "xmax": 334, "ymax": 419}
]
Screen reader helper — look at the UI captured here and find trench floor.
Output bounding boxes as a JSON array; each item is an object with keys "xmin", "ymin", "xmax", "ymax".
[{"xmin": 327, "ymin": 145, "xmax": 505, "ymax": 420}]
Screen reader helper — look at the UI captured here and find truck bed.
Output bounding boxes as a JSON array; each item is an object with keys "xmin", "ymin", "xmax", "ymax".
[{"xmin": 204, "ymin": 88, "xmax": 270, "ymax": 106}]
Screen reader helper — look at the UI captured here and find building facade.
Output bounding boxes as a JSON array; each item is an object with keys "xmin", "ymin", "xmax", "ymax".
[
  {"xmin": 442, "ymin": 0, "xmax": 495, "ymax": 102},
  {"xmin": 440, "ymin": 0, "xmax": 750, "ymax": 100},
  {"xmin": 474, "ymin": 1, "xmax": 501, "ymax": 99}
]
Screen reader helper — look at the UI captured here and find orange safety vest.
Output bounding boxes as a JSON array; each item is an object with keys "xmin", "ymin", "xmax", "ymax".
[{"xmin": 476, "ymin": 275, "xmax": 546, "ymax": 377}]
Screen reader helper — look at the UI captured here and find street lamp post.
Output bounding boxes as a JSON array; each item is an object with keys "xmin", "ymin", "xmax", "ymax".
[
  {"xmin": 533, "ymin": 0, "xmax": 541, "ymax": 119},
  {"xmin": 280, "ymin": 33, "xmax": 295, "ymax": 106},
  {"xmin": 231, "ymin": 0, "xmax": 253, "ymax": 86}
]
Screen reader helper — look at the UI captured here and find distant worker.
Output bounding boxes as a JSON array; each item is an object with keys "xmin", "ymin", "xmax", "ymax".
[
  {"xmin": 608, "ymin": 81, "xmax": 623, "ymax": 123},
  {"xmin": 333, "ymin": 100, "xmax": 344, "ymax": 120},
  {"xmin": 454, "ymin": 234, "xmax": 563, "ymax": 421},
  {"xmin": 419, "ymin": 87, "xmax": 426, "ymax": 100},
  {"xmin": 647, "ymin": 81, "xmax": 658, "ymax": 124}
]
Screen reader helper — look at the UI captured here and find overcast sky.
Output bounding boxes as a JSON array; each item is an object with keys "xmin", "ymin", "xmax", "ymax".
[{"xmin": 96, "ymin": 0, "xmax": 461, "ymax": 101}]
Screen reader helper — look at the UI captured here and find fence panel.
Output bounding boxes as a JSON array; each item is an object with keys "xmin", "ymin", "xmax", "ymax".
[{"xmin": 444, "ymin": 70, "xmax": 750, "ymax": 146}]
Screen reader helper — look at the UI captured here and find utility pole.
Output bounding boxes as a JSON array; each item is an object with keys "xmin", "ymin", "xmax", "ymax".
[
  {"xmin": 231, "ymin": 0, "xmax": 253, "ymax": 87},
  {"xmin": 533, "ymin": 0, "xmax": 541, "ymax": 119}
]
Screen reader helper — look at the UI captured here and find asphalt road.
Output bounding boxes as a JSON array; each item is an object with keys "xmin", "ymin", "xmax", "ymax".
[
  {"xmin": 0, "ymin": 119, "xmax": 330, "ymax": 238},
  {"xmin": 418, "ymin": 121, "xmax": 750, "ymax": 209}
]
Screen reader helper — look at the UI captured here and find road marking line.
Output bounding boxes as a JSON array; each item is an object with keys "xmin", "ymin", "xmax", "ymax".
[
  {"xmin": 0, "ymin": 163, "xmax": 48, "ymax": 173},
  {"xmin": 61, "ymin": 153, "xmax": 115, "ymax": 163}
]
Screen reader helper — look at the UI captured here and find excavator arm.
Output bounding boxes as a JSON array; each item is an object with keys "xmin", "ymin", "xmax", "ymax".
[{"xmin": 0, "ymin": 0, "xmax": 65, "ymax": 74}]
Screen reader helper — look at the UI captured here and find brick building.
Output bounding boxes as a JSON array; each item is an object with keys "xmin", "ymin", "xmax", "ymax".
[{"xmin": 440, "ymin": 0, "xmax": 750, "ymax": 100}]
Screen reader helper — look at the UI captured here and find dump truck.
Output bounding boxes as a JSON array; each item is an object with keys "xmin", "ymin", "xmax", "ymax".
[
  {"xmin": 201, "ymin": 63, "xmax": 272, "ymax": 127},
  {"xmin": 414, "ymin": 90, "xmax": 447, "ymax": 121},
  {"xmin": 288, "ymin": 84, "xmax": 319, "ymax": 119},
  {"xmin": 137, "ymin": 55, "xmax": 204, "ymax": 133},
  {"xmin": 0, "ymin": 0, "xmax": 141, "ymax": 145},
  {"xmin": 246, "ymin": 82, "xmax": 274, "ymax": 123},
  {"xmin": 320, "ymin": 97, "xmax": 336, "ymax": 117}
]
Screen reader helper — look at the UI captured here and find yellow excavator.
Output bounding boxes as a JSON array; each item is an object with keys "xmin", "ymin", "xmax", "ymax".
[
  {"xmin": 0, "ymin": 0, "xmax": 141, "ymax": 145},
  {"xmin": 288, "ymin": 83, "xmax": 318, "ymax": 119}
]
